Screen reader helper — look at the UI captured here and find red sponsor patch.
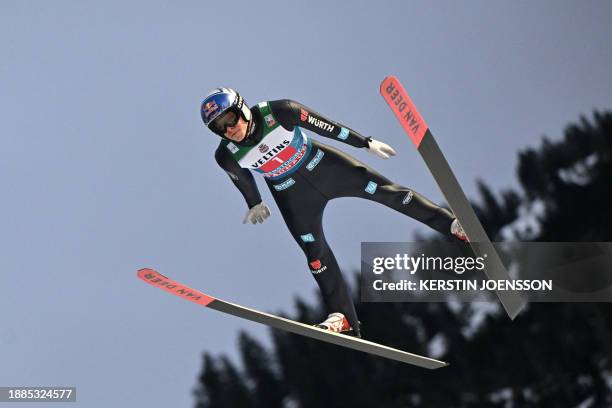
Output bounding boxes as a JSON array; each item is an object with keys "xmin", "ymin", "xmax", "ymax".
[
  {"xmin": 300, "ymin": 108, "xmax": 309, "ymax": 122},
  {"xmin": 309, "ymin": 259, "xmax": 322, "ymax": 270}
]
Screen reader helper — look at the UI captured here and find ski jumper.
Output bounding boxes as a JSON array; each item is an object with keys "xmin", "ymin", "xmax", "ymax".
[{"xmin": 214, "ymin": 100, "xmax": 456, "ymax": 333}]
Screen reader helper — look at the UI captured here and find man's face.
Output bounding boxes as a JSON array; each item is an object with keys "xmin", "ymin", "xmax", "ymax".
[{"xmin": 222, "ymin": 112, "xmax": 248, "ymax": 142}]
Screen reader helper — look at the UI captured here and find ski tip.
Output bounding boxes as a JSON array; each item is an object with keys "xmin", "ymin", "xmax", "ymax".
[
  {"xmin": 379, "ymin": 75, "xmax": 398, "ymax": 93},
  {"xmin": 507, "ymin": 304, "xmax": 526, "ymax": 321},
  {"xmin": 137, "ymin": 267, "xmax": 167, "ymax": 280},
  {"xmin": 500, "ymin": 293, "xmax": 527, "ymax": 320},
  {"xmin": 421, "ymin": 359, "xmax": 449, "ymax": 369},
  {"xmin": 428, "ymin": 360, "xmax": 450, "ymax": 369},
  {"xmin": 137, "ymin": 267, "xmax": 217, "ymax": 307}
]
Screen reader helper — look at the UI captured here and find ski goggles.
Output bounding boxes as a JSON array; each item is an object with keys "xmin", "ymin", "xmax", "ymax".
[{"xmin": 210, "ymin": 109, "xmax": 240, "ymax": 133}]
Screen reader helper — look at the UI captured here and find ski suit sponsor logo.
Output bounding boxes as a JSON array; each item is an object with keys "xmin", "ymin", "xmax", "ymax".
[
  {"xmin": 337, "ymin": 127, "xmax": 350, "ymax": 140},
  {"xmin": 226, "ymin": 171, "xmax": 239, "ymax": 181},
  {"xmin": 238, "ymin": 125, "xmax": 310, "ymax": 179},
  {"xmin": 263, "ymin": 132, "xmax": 311, "ymax": 178},
  {"xmin": 307, "ymin": 116, "xmax": 335, "ymax": 132},
  {"xmin": 306, "ymin": 149, "xmax": 324, "ymax": 171},
  {"xmin": 300, "ymin": 233, "xmax": 316, "ymax": 242},
  {"xmin": 365, "ymin": 181, "xmax": 378, "ymax": 194},
  {"xmin": 227, "ymin": 142, "xmax": 239, "ymax": 154},
  {"xmin": 265, "ymin": 150, "xmax": 306, "ymax": 177},
  {"xmin": 300, "ymin": 108, "xmax": 309, "ymax": 121},
  {"xmin": 251, "ymin": 140, "xmax": 291, "ymax": 168},
  {"xmin": 264, "ymin": 145, "xmax": 308, "ymax": 178},
  {"xmin": 309, "ymin": 259, "xmax": 327, "ymax": 274},
  {"xmin": 264, "ymin": 114, "xmax": 276, "ymax": 127},
  {"xmin": 299, "ymin": 108, "xmax": 335, "ymax": 133},
  {"xmin": 402, "ymin": 190, "xmax": 413, "ymax": 204},
  {"xmin": 310, "ymin": 259, "xmax": 322, "ymax": 269},
  {"xmin": 273, "ymin": 178, "xmax": 296, "ymax": 191}
]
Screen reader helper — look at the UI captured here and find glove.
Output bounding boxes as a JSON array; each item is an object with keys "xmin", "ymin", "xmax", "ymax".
[
  {"xmin": 367, "ymin": 138, "xmax": 397, "ymax": 159},
  {"xmin": 243, "ymin": 202, "xmax": 271, "ymax": 224}
]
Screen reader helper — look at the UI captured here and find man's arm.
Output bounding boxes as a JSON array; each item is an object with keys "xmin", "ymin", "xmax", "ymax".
[
  {"xmin": 214, "ymin": 145, "xmax": 262, "ymax": 209},
  {"xmin": 268, "ymin": 99, "xmax": 371, "ymax": 148}
]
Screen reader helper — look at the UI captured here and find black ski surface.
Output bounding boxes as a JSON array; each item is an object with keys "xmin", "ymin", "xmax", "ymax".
[{"xmin": 379, "ymin": 75, "xmax": 526, "ymax": 319}]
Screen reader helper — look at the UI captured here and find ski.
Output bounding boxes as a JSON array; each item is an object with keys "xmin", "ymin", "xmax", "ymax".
[
  {"xmin": 379, "ymin": 75, "xmax": 526, "ymax": 320},
  {"xmin": 137, "ymin": 268, "xmax": 448, "ymax": 369}
]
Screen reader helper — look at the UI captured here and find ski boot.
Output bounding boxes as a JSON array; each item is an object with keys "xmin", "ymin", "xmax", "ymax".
[
  {"xmin": 451, "ymin": 218, "xmax": 468, "ymax": 242},
  {"xmin": 314, "ymin": 312, "xmax": 362, "ymax": 338}
]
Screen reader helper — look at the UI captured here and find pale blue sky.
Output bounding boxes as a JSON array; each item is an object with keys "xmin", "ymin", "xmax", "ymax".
[{"xmin": 1, "ymin": 1, "xmax": 610, "ymax": 407}]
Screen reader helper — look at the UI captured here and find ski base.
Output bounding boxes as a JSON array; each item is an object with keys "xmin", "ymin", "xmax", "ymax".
[
  {"xmin": 379, "ymin": 75, "xmax": 526, "ymax": 319},
  {"xmin": 138, "ymin": 268, "xmax": 448, "ymax": 369}
]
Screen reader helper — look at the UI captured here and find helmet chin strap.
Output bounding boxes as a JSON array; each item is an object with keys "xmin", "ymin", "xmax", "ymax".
[
  {"xmin": 246, "ymin": 117, "xmax": 256, "ymax": 137},
  {"xmin": 235, "ymin": 109, "xmax": 256, "ymax": 144}
]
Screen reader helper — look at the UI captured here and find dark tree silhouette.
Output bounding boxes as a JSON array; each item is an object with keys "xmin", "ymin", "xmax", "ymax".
[{"xmin": 194, "ymin": 110, "xmax": 612, "ymax": 408}]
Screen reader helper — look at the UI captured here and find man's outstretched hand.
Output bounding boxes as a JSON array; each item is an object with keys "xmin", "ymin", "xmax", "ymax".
[
  {"xmin": 243, "ymin": 202, "xmax": 272, "ymax": 224},
  {"xmin": 367, "ymin": 138, "xmax": 397, "ymax": 159}
]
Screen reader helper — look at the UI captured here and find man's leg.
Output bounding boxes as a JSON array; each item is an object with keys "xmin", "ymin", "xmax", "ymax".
[
  {"xmin": 268, "ymin": 175, "xmax": 361, "ymax": 335},
  {"xmin": 313, "ymin": 143, "xmax": 456, "ymax": 236}
]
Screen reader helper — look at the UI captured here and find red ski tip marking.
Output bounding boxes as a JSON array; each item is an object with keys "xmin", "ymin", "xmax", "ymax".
[
  {"xmin": 137, "ymin": 268, "xmax": 215, "ymax": 307},
  {"xmin": 379, "ymin": 76, "xmax": 428, "ymax": 148}
]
